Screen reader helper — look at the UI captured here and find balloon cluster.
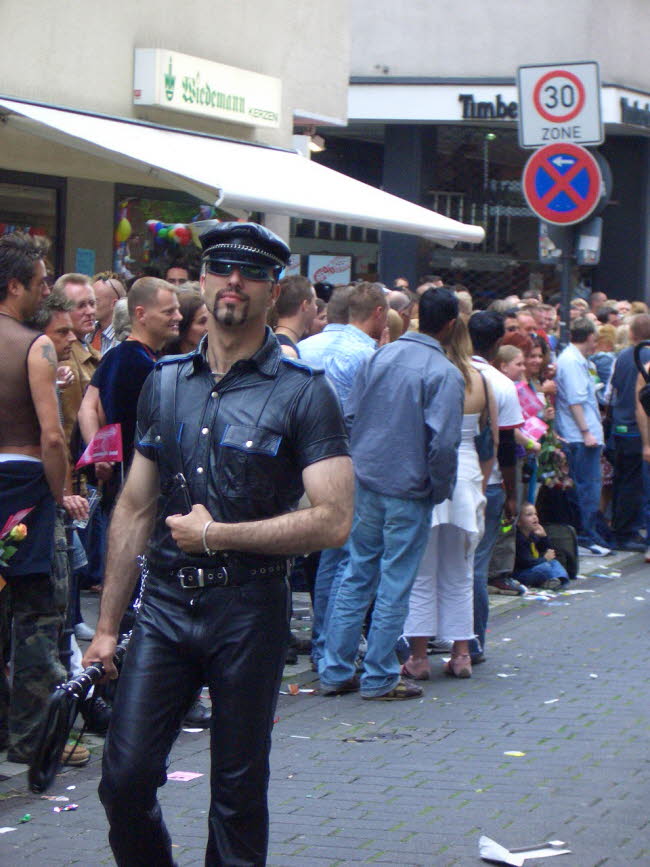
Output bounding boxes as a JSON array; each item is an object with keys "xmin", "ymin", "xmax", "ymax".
[{"xmin": 146, "ymin": 221, "xmax": 193, "ymax": 246}]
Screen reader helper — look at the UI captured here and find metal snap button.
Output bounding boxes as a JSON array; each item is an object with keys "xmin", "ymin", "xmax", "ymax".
[
  {"xmin": 196, "ymin": 466, "xmax": 204, "ymax": 474},
  {"xmin": 245, "ymin": 440, "xmax": 253, "ymax": 448},
  {"xmin": 155, "ymin": 435, "xmax": 161, "ymax": 443},
  {"xmin": 211, "ymin": 391, "xmax": 217, "ymax": 398},
  {"xmin": 201, "ymin": 427, "xmax": 209, "ymax": 435}
]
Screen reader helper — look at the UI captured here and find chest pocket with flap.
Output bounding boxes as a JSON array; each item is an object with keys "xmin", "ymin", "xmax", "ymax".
[{"xmin": 217, "ymin": 424, "xmax": 283, "ymax": 498}]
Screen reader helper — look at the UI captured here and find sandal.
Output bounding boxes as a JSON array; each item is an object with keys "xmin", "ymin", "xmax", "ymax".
[
  {"xmin": 362, "ymin": 677, "xmax": 423, "ymax": 701},
  {"xmin": 444, "ymin": 653, "xmax": 472, "ymax": 679},
  {"xmin": 400, "ymin": 657, "xmax": 431, "ymax": 681}
]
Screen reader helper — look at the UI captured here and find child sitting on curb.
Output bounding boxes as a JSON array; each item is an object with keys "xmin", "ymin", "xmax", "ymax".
[{"xmin": 514, "ymin": 503, "xmax": 570, "ymax": 591}]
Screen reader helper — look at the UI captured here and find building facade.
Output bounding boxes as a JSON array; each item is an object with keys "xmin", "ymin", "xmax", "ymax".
[
  {"xmin": 0, "ymin": 1, "xmax": 349, "ymax": 276},
  {"xmin": 305, "ymin": 0, "xmax": 650, "ymax": 300}
]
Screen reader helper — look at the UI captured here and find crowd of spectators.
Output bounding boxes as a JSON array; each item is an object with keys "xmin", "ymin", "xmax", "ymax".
[{"xmin": 2, "ymin": 225, "xmax": 650, "ymax": 766}]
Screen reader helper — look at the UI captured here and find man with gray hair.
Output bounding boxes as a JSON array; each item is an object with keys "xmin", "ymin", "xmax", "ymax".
[
  {"xmin": 90, "ymin": 272, "xmax": 127, "ymax": 356},
  {"xmin": 387, "ymin": 289, "xmax": 414, "ymax": 335},
  {"xmin": 55, "ymin": 273, "xmax": 100, "ymax": 451}
]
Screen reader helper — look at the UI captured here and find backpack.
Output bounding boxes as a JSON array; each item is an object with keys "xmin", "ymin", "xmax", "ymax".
[{"xmin": 543, "ymin": 523, "xmax": 578, "ymax": 581}]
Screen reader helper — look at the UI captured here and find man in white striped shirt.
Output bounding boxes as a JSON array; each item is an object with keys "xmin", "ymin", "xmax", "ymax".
[{"xmin": 91, "ymin": 273, "xmax": 126, "ymax": 356}]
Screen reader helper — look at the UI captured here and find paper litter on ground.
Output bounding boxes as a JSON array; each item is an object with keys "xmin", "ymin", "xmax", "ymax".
[
  {"xmin": 561, "ymin": 588, "xmax": 595, "ymax": 595},
  {"xmin": 479, "ymin": 834, "xmax": 571, "ymax": 865},
  {"xmin": 167, "ymin": 771, "xmax": 203, "ymax": 781}
]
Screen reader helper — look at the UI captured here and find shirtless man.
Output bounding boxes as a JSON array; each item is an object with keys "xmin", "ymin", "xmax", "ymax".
[{"xmin": 0, "ymin": 233, "xmax": 86, "ymax": 765}]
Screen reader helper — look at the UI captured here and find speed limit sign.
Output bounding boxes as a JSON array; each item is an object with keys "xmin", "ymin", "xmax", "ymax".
[{"xmin": 517, "ymin": 62, "xmax": 603, "ymax": 148}]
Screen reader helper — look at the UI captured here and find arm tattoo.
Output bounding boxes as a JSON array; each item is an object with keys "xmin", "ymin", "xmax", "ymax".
[{"xmin": 40, "ymin": 341, "xmax": 57, "ymax": 372}]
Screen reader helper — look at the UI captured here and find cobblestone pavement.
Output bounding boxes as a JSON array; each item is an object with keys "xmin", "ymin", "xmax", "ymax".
[{"xmin": 1, "ymin": 551, "xmax": 649, "ymax": 866}]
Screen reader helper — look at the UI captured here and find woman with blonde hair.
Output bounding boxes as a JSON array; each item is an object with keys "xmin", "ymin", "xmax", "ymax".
[{"xmin": 401, "ymin": 317, "xmax": 498, "ymax": 679}]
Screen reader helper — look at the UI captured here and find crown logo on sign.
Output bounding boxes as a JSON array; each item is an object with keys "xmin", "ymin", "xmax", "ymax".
[{"xmin": 164, "ymin": 58, "xmax": 175, "ymax": 101}]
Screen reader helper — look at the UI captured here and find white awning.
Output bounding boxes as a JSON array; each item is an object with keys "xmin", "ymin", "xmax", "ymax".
[{"xmin": 0, "ymin": 97, "xmax": 484, "ymax": 246}]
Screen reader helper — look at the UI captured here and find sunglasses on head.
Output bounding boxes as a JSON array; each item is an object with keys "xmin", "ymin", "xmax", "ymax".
[{"xmin": 207, "ymin": 261, "xmax": 273, "ymax": 281}]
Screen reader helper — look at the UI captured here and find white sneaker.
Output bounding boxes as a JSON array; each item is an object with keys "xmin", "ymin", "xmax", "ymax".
[
  {"xmin": 578, "ymin": 543, "xmax": 612, "ymax": 557},
  {"xmin": 74, "ymin": 621, "xmax": 95, "ymax": 641}
]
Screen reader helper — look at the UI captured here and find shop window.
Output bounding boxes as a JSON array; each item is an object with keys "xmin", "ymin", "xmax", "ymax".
[
  {"xmin": 112, "ymin": 190, "xmax": 206, "ymax": 281},
  {"xmin": 0, "ymin": 179, "xmax": 61, "ymax": 277},
  {"xmin": 113, "ymin": 186, "xmax": 241, "ymax": 282},
  {"xmin": 295, "ymin": 219, "xmax": 316, "ymax": 238}
]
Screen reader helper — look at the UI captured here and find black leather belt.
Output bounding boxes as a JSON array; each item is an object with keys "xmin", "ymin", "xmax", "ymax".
[{"xmin": 171, "ymin": 559, "xmax": 288, "ymax": 589}]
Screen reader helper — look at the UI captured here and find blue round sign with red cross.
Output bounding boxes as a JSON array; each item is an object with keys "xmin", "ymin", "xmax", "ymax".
[{"xmin": 522, "ymin": 142, "xmax": 603, "ymax": 226}]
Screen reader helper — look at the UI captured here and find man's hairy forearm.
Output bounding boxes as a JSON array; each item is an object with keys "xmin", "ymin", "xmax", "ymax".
[
  {"xmin": 96, "ymin": 494, "xmax": 156, "ymax": 636},
  {"xmin": 208, "ymin": 503, "xmax": 351, "ymax": 556}
]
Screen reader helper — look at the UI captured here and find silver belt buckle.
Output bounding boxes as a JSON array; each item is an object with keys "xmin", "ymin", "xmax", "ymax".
[{"xmin": 178, "ymin": 566, "xmax": 203, "ymax": 588}]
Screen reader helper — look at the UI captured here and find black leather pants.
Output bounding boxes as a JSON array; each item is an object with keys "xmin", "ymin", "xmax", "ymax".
[{"xmin": 99, "ymin": 574, "xmax": 290, "ymax": 866}]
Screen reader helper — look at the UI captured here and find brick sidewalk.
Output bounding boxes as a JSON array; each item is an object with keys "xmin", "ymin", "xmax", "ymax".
[{"xmin": 1, "ymin": 551, "xmax": 647, "ymax": 866}]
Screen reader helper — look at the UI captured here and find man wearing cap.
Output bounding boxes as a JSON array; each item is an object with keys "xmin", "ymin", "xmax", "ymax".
[{"xmin": 83, "ymin": 222, "xmax": 353, "ymax": 866}]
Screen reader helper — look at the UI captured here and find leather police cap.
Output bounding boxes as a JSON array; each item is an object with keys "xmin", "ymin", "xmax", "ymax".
[{"xmin": 199, "ymin": 222, "xmax": 291, "ymax": 273}]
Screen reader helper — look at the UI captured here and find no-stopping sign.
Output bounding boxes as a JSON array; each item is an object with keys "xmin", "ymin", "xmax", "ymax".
[
  {"xmin": 518, "ymin": 62, "xmax": 603, "ymax": 148},
  {"xmin": 522, "ymin": 143, "xmax": 602, "ymax": 225}
]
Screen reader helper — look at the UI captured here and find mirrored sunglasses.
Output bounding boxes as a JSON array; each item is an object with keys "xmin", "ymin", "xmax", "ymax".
[{"xmin": 207, "ymin": 261, "xmax": 273, "ymax": 281}]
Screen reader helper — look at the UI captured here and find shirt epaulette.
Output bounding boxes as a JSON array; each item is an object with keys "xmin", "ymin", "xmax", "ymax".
[
  {"xmin": 279, "ymin": 356, "xmax": 322, "ymax": 376},
  {"xmin": 155, "ymin": 350, "xmax": 198, "ymax": 369}
]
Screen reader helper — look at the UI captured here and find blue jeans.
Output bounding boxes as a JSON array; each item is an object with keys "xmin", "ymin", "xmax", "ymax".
[
  {"xmin": 565, "ymin": 442, "xmax": 605, "ymax": 547},
  {"xmin": 319, "ymin": 482, "xmax": 432, "ymax": 697},
  {"xmin": 514, "ymin": 559, "xmax": 569, "ymax": 587},
  {"xmin": 469, "ymin": 483, "xmax": 505, "ymax": 658},
  {"xmin": 311, "ymin": 545, "xmax": 349, "ymax": 666}
]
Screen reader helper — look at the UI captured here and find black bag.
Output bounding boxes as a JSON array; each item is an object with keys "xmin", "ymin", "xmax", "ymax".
[
  {"xmin": 474, "ymin": 372, "xmax": 494, "ymax": 461},
  {"xmin": 543, "ymin": 522, "xmax": 578, "ymax": 581}
]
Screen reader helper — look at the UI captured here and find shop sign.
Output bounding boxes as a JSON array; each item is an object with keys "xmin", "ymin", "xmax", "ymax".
[
  {"xmin": 458, "ymin": 93, "xmax": 518, "ymax": 120},
  {"xmin": 133, "ymin": 49, "xmax": 281, "ymax": 129}
]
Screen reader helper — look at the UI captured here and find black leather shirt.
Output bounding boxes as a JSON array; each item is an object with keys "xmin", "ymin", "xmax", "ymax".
[{"xmin": 135, "ymin": 328, "xmax": 349, "ymax": 573}]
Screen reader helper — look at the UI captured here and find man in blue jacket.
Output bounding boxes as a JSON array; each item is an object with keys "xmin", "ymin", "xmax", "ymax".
[{"xmin": 319, "ymin": 288, "xmax": 464, "ymax": 700}]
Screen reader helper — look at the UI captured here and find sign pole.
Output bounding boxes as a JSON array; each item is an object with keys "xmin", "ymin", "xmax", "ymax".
[{"xmin": 558, "ymin": 227, "xmax": 574, "ymax": 351}]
